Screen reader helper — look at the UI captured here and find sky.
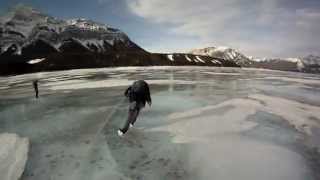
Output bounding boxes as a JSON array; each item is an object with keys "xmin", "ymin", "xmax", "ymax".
[{"xmin": 0, "ymin": 0, "xmax": 319, "ymax": 58}]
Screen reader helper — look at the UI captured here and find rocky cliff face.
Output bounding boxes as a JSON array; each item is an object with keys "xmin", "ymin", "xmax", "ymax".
[{"xmin": 0, "ymin": 6, "xmax": 143, "ymax": 55}]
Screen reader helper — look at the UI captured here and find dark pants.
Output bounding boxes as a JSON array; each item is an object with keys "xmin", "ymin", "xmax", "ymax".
[
  {"xmin": 121, "ymin": 101, "xmax": 144, "ymax": 134},
  {"xmin": 35, "ymin": 89, "xmax": 38, "ymax": 98},
  {"xmin": 33, "ymin": 84, "xmax": 39, "ymax": 98}
]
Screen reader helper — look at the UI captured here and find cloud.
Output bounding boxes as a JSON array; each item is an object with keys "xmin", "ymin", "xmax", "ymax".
[{"xmin": 126, "ymin": 0, "xmax": 320, "ymax": 57}]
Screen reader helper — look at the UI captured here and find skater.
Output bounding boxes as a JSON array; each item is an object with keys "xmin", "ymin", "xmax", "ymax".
[
  {"xmin": 118, "ymin": 80, "xmax": 152, "ymax": 136},
  {"xmin": 33, "ymin": 80, "xmax": 39, "ymax": 98}
]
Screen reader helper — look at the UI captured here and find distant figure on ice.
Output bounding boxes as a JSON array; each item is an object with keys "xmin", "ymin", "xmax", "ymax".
[
  {"xmin": 33, "ymin": 80, "xmax": 39, "ymax": 98},
  {"xmin": 118, "ymin": 80, "xmax": 152, "ymax": 136}
]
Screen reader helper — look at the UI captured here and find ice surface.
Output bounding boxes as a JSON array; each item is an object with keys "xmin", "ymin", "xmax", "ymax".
[
  {"xmin": 0, "ymin": 133, "xmax": 29, "ymax": 180},
  {"xmin": 204, "ymin": 72, "xmax": 241, "ymax": 76},
  {"xmin": 47, "ymin": 79, "xmax": 194, "ymax": 90},
  {"xmin": 0, "ymin": 67, "xmax": 320, "ymax": 180},
  {"xmin": 264, "ymin": 76, "xmax": 320, "ymax": 85}
]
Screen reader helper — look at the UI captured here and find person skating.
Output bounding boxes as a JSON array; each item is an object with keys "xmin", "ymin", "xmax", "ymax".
[
  {"xmin": 33, "ymin": 80, "xmax": 39, "ymax": 98},
  {"xmin": 118, "ymin": 80, "xmax": 152, "ymax": 136}
]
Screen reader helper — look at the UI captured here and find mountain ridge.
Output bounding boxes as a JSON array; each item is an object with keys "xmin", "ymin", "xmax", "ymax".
[
  {"xmin": 1, "ymin": 6, "xmax": 318, "ymax": 75},
  {"xmin": 190, "ymin": 46, "xmax": 252, "ymax": 66},
  {"xmin": 0, "ymin": 6, "xmax": 238, "ymax": 76},
  {"xmin": 190, "ymin": 46, "xmax": 320, "ymax": 73}
]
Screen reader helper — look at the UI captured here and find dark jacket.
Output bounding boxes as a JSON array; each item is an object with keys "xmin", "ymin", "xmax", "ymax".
[{"xmin": 125, "ymin": 80, "xmax": 152, "ymax": 106}]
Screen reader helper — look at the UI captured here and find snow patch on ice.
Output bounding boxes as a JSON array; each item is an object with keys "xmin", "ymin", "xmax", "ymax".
[
  {"xmin": 0, "ymin": 133, "xmax": 29, "ymax": 180},
  {"xmin": 162, "ymin": 93, "xmax": 320, "ymax": 142},
  {"xmin": 250, "ymin": 94, "xmax": 320, "ymax": 135},
  {"xmin": 151, "ymin": 98, "xmax": 262, "ymax": 143}
]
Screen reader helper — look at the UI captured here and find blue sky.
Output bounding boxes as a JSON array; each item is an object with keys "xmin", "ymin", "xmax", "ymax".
[{"xmin": 0, "ymin": 0, "xmax": 319, "ymax": 58}]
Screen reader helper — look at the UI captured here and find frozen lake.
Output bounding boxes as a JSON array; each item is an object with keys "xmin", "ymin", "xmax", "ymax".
[{"xmin": 1, "ymin": 66, "xmax": 320, "ymax": 180}]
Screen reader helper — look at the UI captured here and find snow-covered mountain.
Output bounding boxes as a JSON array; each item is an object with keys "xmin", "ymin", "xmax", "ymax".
[
  {"xmin": 1, "ymin": 6, "xmax": 317, "ymax": 75},
  {"xmin": 190, "ymin": 46, "xmax": 320, "ymax": 73},
  {"xmin": 249, "ymin": 55, "xmax": 320, "ymax": 73},
  {"xmin": 0, "ymin": 6, "xmax": 238, "ymax": 75},
  {"xmin": 0, "ymin": 5, "xmax": 142, "ymax": 56},
  {"xmin": 190, "ymin": 46, "xmax": 252, "ymax": 66},
  {"xmin": 302, "ymin": 55, "xmax": 320, "ymax": 66}
]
